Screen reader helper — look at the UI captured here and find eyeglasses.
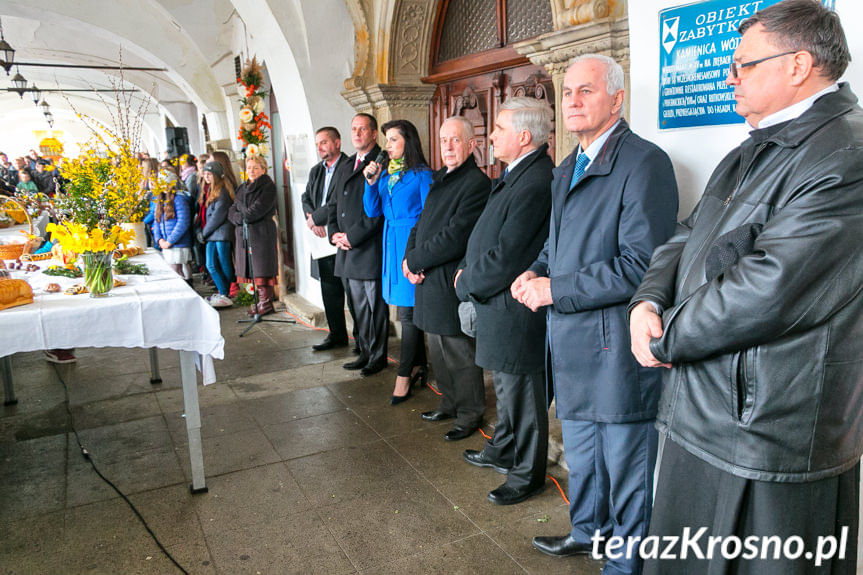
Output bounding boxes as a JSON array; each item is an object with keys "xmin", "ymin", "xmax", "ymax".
[{"xmin": 728, "ymin": 51, "xmax": 796, "ymax": 79}]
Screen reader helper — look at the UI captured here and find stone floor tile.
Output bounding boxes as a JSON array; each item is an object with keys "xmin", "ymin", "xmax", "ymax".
[
  {"xmin": 228, "ymin": 363, "xmax": 327, "ymax": 398},
  {"xmin": 359, "ymin": 533, "xmax": 525, "ymax": 574},
  {"xmin": 261, "ymin": 409, "xmax": 380, "ymax": 461},
  {"xmin": 70, "ymin": 392, "xmax": 163, "ymax": 430},
  {"xmin": 0, "ymin": 510, "xmax": 66, "ymax": 572},
  {"xmin": 164, "ymin": 401, "xmax": 259, "ymax": 446},
  {"xmin": 66, "ymin": 443, "xmax": 186, "ymax": 507},
  {"xmin": 73, "ymin": 415, "xmax": 172, "ymax": 463},
  {"xmin": 350, "ymin": 389, "xmax": 446, "ymax": 438},
  {"xmin": 194, "ymin": 462, "xmax": 312, "ymax": 537},
  {"xmin": 206, "ymin": 510, "xmax": 355, "ymax": 574},
  {"xmin": 155, "ymin": 381, "xmax": 239, "ymax": 414},
  {"xmin": 176, "ymin": 428, "xmax": 282, "ymax": 480},
  {"xmin": 486, "ymin": 505, "xmax": 604, "ymax": 574},
  {"xmin": 240, "ymin": 385, "xmax": 346, "ymax": 426},
  {"xmin": 0, "ymin": 435, "xmax": 67, "ymax": 518},
  {"xmin": 0, "ymin": 402, "xmax": 70, "ymax": 443},
  {"xmin": 285, "ymin": 441, "xmax": 422, "ymax": 507},
  {"xmin": 318, "ymin": 484, "xmax": 480, "ymax": 571}
]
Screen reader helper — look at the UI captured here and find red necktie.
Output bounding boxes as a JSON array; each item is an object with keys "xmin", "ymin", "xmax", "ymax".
[{"xmin": 354, "ymin": 156, "xmax": 362, "ymax": 171}]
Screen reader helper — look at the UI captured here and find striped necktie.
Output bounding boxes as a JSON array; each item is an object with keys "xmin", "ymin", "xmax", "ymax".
[{"xmin": 569, "ymin": 153, "xmax": 590, "ymax": 190}]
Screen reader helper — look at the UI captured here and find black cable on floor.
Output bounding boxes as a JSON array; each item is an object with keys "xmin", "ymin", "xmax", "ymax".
[{"xmin": 52, "ymin": 364, "xmax": 188, "ymax": 575}]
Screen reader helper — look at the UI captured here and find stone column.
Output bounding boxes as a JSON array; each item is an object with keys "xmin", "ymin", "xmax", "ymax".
[
  {"xmin": 343, "ymin": 82, "xmax": 438, "ymax": 160},
  {"xmin": 514, "ymin": 17, "xmax": 630, "ymax": 161}
]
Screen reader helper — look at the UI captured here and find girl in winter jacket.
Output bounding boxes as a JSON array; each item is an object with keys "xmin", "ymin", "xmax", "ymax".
[
  {"xmin": 153, "ymin": 170, "xmax": 194, "ymax": 281},
  {"xmin": 200, "ymin": 161, "xmax": 236, "ymax": 307}
]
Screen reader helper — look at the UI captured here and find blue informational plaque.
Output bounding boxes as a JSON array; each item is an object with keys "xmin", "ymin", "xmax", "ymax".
[{"xmin": 658, "ymin": 0, "xmax": 834, "ymax": 130}]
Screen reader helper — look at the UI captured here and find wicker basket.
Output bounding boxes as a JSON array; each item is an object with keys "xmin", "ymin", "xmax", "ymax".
[{"xmin": 0, "ymin": 199, "xmax": 33, "ymax": 260}]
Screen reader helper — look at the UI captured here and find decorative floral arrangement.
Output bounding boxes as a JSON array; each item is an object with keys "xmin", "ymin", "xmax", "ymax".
[
  {"xmin": 46, "ymin": 221, "xmax": 133, "ymax": 254},
  {"xmin": 57, "ymin": 141, "xmax": 148, "ymax": 230},
  {"xmin": 236, "ymin": 56, "xmax": 271, "ymax": 157},
  {"xmin": 47, "ymin": 56, "xmax": 154, "ymax": 295}
]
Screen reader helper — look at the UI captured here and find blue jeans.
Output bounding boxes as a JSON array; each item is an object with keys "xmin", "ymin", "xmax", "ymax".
[{"xmin": 205, "ymin": 241, "xmax": 234, "ymax": 295}]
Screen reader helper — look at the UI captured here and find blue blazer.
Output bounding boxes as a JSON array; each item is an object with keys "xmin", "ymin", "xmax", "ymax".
[
  {"xmin": 529, "ymin": 120, "xmax": 678, "ymax": 422},
  {"xmin": 364, "ymin": 167, "xmax": 432, "ymax": 306}
]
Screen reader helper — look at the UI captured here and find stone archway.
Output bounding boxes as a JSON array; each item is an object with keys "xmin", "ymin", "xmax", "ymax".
[{"xmin": 342, "ymin": 0, "xmax": 629, "ymax": 162}]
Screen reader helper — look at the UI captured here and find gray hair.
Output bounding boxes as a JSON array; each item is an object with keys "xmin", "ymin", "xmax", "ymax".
[
  {"xmin": 441, "ymin": 116, "xmax": 476, "ymax": 142},
  {"xmin": 738, "ymin": 0, "xmax": 849, "ymax": 82},
  {"xmin": 499, "ymin": 97, "xmax": 553, "ymax": 145},
  {"xmin": 568, "ymin": 54, "xmax": 625, "ymax": 95}
]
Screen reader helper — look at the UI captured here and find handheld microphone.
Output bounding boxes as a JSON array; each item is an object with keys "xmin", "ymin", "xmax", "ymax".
[
  {"xmin": 365, "ymin": 150, "xmax": 389, "ymax": 183},
  {"xmin": 373, "ymin": 150, "xmax": 389, "ymax": 167}
]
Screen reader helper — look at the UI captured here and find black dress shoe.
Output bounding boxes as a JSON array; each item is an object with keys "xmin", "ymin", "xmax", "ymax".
[
  {"xmin": 343, "ymin": 356, "xmax": 369, "ymax": 370},
  {"xmin": 421, "ymin": 410, "xmax": 453, "ymax": 422},
  {"xmin": 444, "ymin": 426, "xmax": 477, "ymax": 441},
  {"xmin": 531, "ymin": 534, "xmax": 598, "ymax": 557},
  {"xmin": 463, "ymin": 449, "xmax": 510, "ymax": 474},
  {"xmin": 487, "ymin": 482, "xmax": 544, "ymax": 505},
  {"xmin": 360, "ymin": 359, "xmax": 388, "ymax": 377},
  {"xmin": 313, "ymin": 337, "xmax": 348, "ymax": 351}
]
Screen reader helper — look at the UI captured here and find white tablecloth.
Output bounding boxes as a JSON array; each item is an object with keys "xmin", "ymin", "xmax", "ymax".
[
  {"xmin": 1, "ymin": 247, "xmax": 223, "ymax": 490},
  {"xmin": 2, "ymin": 249, "xmax": 224, "ymax": 383}
]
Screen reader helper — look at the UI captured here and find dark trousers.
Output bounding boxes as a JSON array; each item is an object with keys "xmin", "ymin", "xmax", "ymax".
[
  {"xmin": 347, "ymin": 278, "xmax": 388, "ymax": 364},
  {"xmin": 562, "ymin": 419, "xmax": 658, "ymax": 575},
  {"xmin": 482, "ymin": 370, "xmax": 547, "ymax": 490},
  {"xmin": 317, "ymin": 255, "xmax": 348, "ymax": 342},
  {"xmin": 396, "ymin": 306, "xmax": 426, "ymax": 377},
  {"xmin": 427, "ymin": 333, "xmax": 484, "ymax": 429},
  {"xmin": 645, "ymin": 439, "xmax": 859, "ymax": 575}
]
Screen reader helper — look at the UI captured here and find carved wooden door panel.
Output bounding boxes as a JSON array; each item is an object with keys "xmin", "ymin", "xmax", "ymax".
[{"xmin": 429, "ymin": 66, "xmax": 554, "ymax": 178}]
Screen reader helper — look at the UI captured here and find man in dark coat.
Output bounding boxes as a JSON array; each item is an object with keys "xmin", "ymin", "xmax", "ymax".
[
  {"xmin": 514, "ymin": 55, "xmax": 677, "ymax": 573},
  {"xmin": 455, "ymin": 97, "xmax": 554, "ymax": 505},
  {"xmin": 327, "ymin": 113, "xmax": 388, "ymax": 376},
  {"xmin": 302, "ymin": 126, "xmax": 356, "ymax": 351},
  {"xmin": 631, "ymin": 3, "xmax": 861, "ymax": 573},
  {"xmin": 403, "ymin": 116, "xmax": 489, "ymax": 439}
]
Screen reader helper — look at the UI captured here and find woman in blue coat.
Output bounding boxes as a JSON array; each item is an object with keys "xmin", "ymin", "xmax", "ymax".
[{"xmin": 363, "ymin": 119, "xmax": 432, "ymax": 404}]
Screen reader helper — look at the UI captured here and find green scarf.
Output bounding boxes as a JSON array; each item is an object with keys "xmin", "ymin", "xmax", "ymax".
[
  {"xmin": 387, "ymin": 157, "xmax": 405, "ymax": 192},
  {"xmin": 387, "ymin": 157, "xmax": 405, "ymax": 175}
]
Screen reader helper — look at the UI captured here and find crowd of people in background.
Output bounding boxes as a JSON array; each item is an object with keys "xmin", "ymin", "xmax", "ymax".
[{"xmin": 0, "ymin": 149, "xmax": 64, "ymax": 197}]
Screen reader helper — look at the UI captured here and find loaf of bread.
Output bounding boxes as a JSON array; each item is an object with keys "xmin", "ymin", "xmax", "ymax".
[
  {"xmin": 113, "ymin": 246, "xmax": 145, "ymax": 259},
  {"xmin": 0, "ymin": 279, "xmax": 33, "ymax": 311}
]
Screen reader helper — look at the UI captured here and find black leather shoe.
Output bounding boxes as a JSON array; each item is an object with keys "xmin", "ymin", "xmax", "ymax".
[
  {"xmin": 313, "ymin": 337, "xmax": 348, "ymax": 351},
  {"xmin": 421, "ymin": 410, "xmax": 453, "ymax": 422},
  {"xmin": 531, "ymin": 534, "xmax": 598, "ymax": 557},
  {"xmin": 463, "ymin": 449, "xmax": 510, "ymax": 474},
  {"xmin": 343, "ymin": 356, "xmax": 368, "ymax": 370},
  {"xmin": 444, "ymin": 426, "xmax": 477, "ymax": 441},
  {"xmin": 360, "ymin": 359, "xmax": 388, "ymax": 377},
  {"xmin": 487, "ymin": 482, "xmax": 544, "ymax": 505}
]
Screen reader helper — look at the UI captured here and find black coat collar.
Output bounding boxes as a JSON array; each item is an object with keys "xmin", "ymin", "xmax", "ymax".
[
  {"xmin": 433, "ymin": 154, "xmax": 479, "ymax": 183},
  {"xmin": 493, "ymin": 143, "xmax": 550, "ymax": 193}
]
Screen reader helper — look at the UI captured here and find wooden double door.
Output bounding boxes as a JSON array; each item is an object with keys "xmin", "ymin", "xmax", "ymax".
[{"xmin": 429, "ymin": 65, "xmax": 555, "ymax": 178}]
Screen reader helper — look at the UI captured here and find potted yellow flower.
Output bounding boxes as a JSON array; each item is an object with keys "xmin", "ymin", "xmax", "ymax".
[{"xmin": 46, "ymin": 221, "xmax": 133, "ymax": 296}]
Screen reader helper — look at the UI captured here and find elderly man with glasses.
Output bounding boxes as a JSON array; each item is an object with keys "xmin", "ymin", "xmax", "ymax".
[{"xmin": 630, "ymin": 1, "xmax": 862, "ymax": 572}]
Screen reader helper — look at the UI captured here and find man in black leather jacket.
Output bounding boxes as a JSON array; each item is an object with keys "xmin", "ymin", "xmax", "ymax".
[{"xmin": 630, "ymin": 2, "xmax": 861, "ymax": 573}]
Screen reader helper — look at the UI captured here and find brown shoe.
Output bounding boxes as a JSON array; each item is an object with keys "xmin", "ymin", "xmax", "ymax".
[{"xmin": 255, "ymin": 285, "xmax": 274, "ymax": 316}]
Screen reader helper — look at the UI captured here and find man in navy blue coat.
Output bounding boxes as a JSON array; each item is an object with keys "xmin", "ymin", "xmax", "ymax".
[{"xmin": 512, "ymin": 55, "xmax": 678, "ymax": 575}]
